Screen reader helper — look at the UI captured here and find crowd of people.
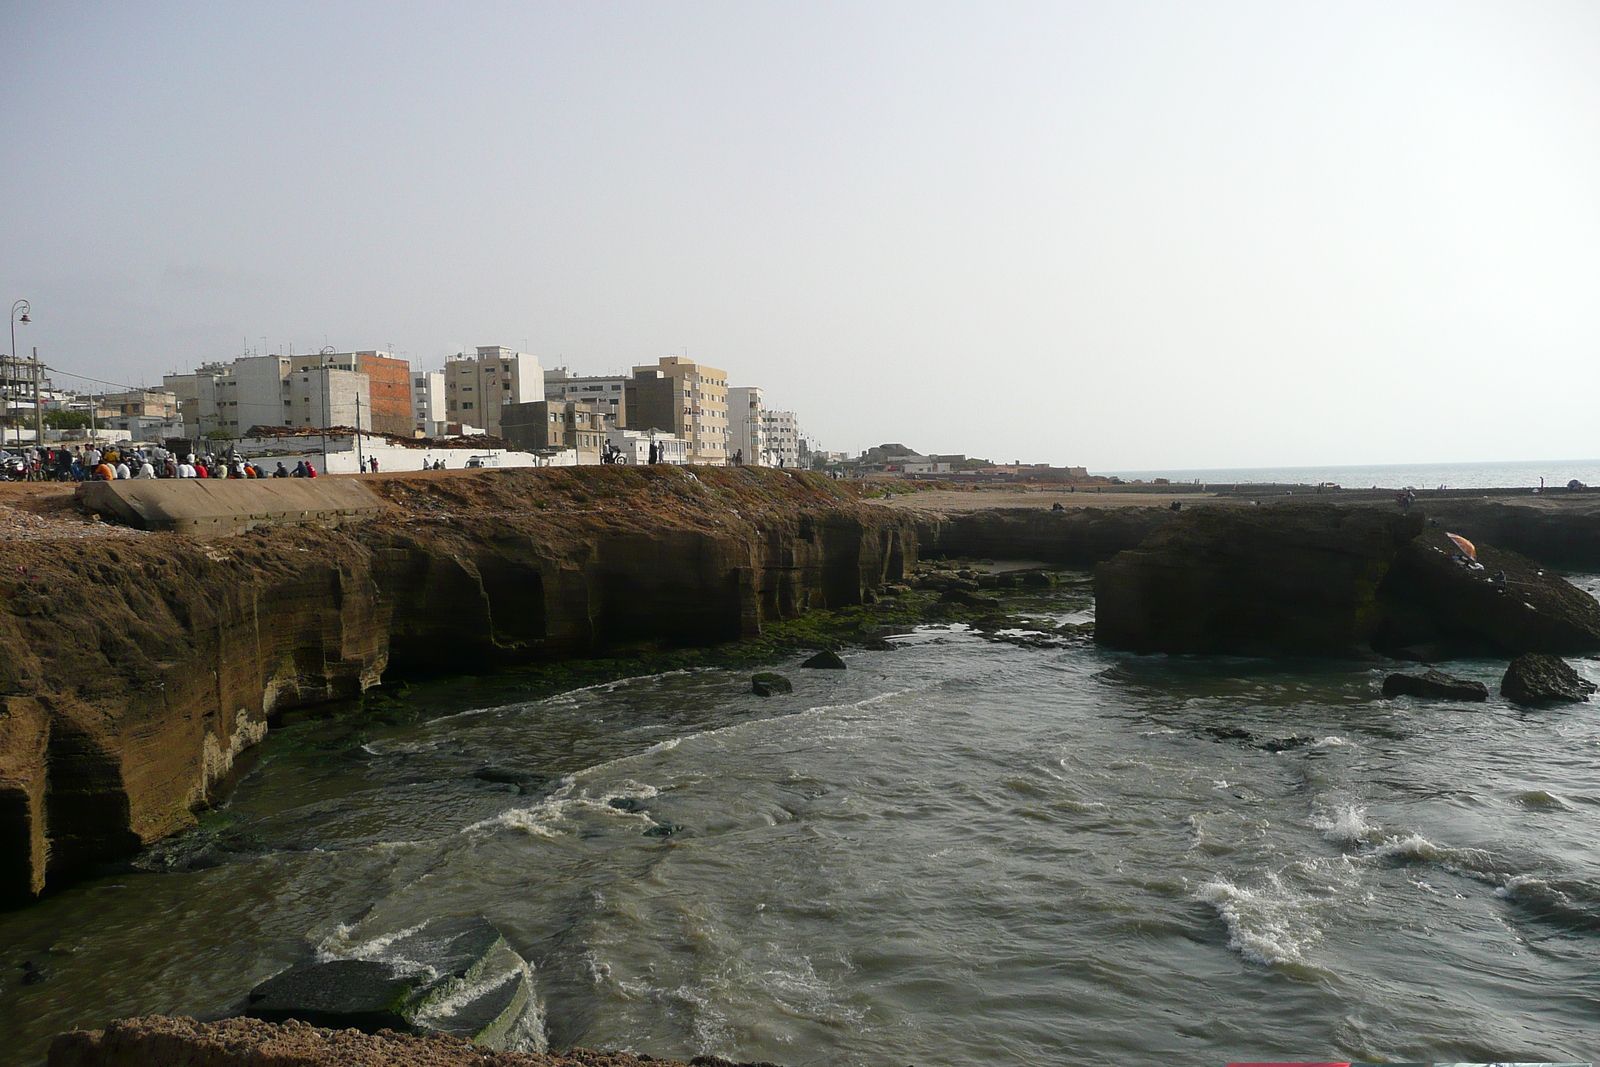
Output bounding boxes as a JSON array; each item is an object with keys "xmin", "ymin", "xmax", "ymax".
[{"xmin": 8, "ymin": 444, "xmax": 322, "ymax": 481}]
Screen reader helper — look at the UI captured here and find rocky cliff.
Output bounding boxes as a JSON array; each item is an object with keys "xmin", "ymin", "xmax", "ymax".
[
  {"xmin": 1094, "ymin": 502, "xmax": 1600, "ymax": 658},
  {"xmin": 0, "ymin": 467, "xmax": 915, "ymax": 906},
  {"xmin": 913, "ymin": 506, "xmax": 1169, "ymax": 565}
]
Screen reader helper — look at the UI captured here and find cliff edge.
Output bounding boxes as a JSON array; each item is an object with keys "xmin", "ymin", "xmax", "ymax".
[{"xmin": 0, "ymin": 466, "xmax": 915, "ymax": 906}]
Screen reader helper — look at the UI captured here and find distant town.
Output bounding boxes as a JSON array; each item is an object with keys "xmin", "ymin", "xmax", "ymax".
[{"xmin": 0, "ymin": 344, "xmax": 1091, "ymax": 481}]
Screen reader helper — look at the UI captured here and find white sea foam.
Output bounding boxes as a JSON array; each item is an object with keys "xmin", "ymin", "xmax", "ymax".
[
  {"xmin": 1194, "ymin": 873, "xmax": 1321, "ymax": 967},
  {"xmin": 412, "ymin": 961, "xmax": 525, "ymax": 1021},
  {"xmin": 316, "ymin": 919, "xmax": 432, "ymax": 964},
  {"xmin": 1311, "ymin": 802, "xmax": 1380, "ymax": 845}
]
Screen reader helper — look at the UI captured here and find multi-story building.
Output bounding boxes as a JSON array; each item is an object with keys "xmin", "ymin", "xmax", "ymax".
[
  {"xmin": 625, "ymin": 356, "xmax": 728, "ymax": 465},
  {"xmin": 99, "ymin": 389, "xmax": 179, "ymax": 420},
  {"xmin": 443, "ymin": 346, "xmax": 543, "ymax": 437},
  {"xmin": 762, "ymin": 409, "xmax": 800, "ymax": 468},
  {"xmin": 726, "ymin": 386, "xmax": 768, "ymax": 466},
  {"xmin": 500, "ymin": 400, "xmax": 608, "ymax": 462},
  {"xmin": 294, "ymin": 351, "xmax": 413, "ymax": 436},
  {"xmin": 411, "ymin": 370, "xmax": 446, "ymax": 436},
  {"xmin": 164, "ymin": 354, "xmax": 373, "ymax": 437},
  {"xmin": 543, "ymin": 368, "xmax": 629, "ymax": 428}
]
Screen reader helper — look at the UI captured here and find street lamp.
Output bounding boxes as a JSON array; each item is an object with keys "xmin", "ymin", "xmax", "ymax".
[{"xmin": 9, "ymin": 301, "xmax": 31, "ymax": 447}]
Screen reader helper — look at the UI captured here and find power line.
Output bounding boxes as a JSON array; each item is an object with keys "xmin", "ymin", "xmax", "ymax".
[{"xmin": 38, "ymin": 363, "xmax": 147, "ymax": 392}]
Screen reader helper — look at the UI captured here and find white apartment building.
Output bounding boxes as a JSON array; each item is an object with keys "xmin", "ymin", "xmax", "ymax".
[
  {"xmin": 444, "ymin": 346, "xmax": 542, "ymax": 437},
  {"xmin": 164, "ymin": 355, "xmax": 372, "ymax": 437},
  {"xmin": 412, "ymin": 371, "xmax": 446, "ymax": 436},
  {"xmin": 544, "ymin": 368, "xmax": 629, "ymax": 427},
  {"xmin": 726, "ymin": 386, "xmax": 768, "ymax": 466},
  {"xmin": 762, "ymin": 409, "xmax": 800, "ymax": 468}
]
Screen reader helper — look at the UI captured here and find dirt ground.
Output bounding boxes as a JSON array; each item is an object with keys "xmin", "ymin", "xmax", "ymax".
[{"xmin": 863, "ymin": 486, "xmax": 1233, "ymax": 513}]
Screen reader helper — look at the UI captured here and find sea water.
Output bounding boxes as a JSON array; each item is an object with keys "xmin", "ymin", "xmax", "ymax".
[
  {"xmin": 1108, "ymin": 459, "xmax": 1600, "ymax": 490},
  {"xmin": 1, "ymin": 578, "xmax": 1598, "ymax": 1065}
]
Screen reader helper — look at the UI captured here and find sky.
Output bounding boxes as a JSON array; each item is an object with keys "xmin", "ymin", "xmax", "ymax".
[{"xmin": 1, "ymin": 1, "xmax": 1597, "ymax": 470}]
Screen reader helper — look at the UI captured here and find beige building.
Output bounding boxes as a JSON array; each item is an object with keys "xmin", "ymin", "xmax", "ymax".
[
  {"xmin": 626, "ymin": 356, "xmax": 729, "ymax": 465},
  {"xmin": 500, "ymin": 399, "xmax": 608, "ymax": 462},
  {"xmin": 443, "ymin": 346, "xmax": 543, "ymax": 436},
  {"xmin": 99, "ymin": 389, "xmax": 179, "ymax": 420}
]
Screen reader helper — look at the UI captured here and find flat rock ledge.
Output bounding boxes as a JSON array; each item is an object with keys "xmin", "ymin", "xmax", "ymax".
[
  {"xmin": 1381, "ymin": 670, "xmax": 1489, "ymax": 702},
  {"xmin": 49, "ymin": 1016, "xmax": 785, "ymax": 1067}
]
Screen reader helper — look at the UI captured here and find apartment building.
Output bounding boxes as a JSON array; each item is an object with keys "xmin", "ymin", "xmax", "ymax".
[
  {"xmin": 294, "ymin": 351, "xmax": 413, "ymax": 436},
  {"xmin": 444, "ymin": 346, "xmax": 543, "ymax": 437},
  {"xmin": 165, "ymin": 353, "xmax": 381, "ymax": 437},
  {"xmin": 625, "ymin": 356, "xmax": 728, "ymax": 465},
  {"xmin": 726, "ymin": 386, "xmax": 768, "ymax": 466},
  {"xmin": 99, "ymin": 390, "xmax": 179, "ymax": 420},
  {"xmin": 543, "ymin": 368, "xmax": 628, "ymax": 428},
  {"xmin": 412, "ymin": 371, "xmax": 446, "ymax": 436},
  {"xmin": 762, "ymin": 409, "xmax": 800, "ymax": 468},
  {"xmin": 500, "ymin": 399, "xmax": 608, "ymax": 462}
]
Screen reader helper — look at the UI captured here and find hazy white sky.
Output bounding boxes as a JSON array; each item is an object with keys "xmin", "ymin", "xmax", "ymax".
[{"xmin": 2, "ymin": 1, "xmax": 1597, "ymax": 469}]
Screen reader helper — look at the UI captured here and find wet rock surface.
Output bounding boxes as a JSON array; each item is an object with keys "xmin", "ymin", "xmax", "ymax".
[
  {"xmin": 247, "ymin": 917, "xmax": 541, "ymax": 1050},
  {"xmin": 750, "ymin": 672, "xmax": 792, "ymax": 695},
  {"xmin": 800, "ymin": 649, "xmax": 846, "ymax": 669},
  {"xmin": 1094, "ymin": 503, "xmax": 1600, "ymax": 659},
  {"xmin": 1501, "ymin": 653, "xmax": 1598, "ymax": 706},
  {"xmin": 1381, "ymin": 670, "xmax": 1490, "ymax": 702},
  {"xmin": 1094, "ymin": 505, "xmax": 1421, "ymax": 656}
]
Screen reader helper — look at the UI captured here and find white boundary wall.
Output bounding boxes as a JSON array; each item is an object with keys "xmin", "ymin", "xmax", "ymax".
[{"xmin": 237, "ymin": 432, "xmax": 575, "ymax": 474}]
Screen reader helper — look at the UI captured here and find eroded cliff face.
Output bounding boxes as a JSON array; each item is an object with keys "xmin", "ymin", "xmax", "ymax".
[
  {"xmin": 0, "ymin": 467, "xmax": 915, "ymax": 905},
  {"xmin": 914, "ymin": 507, "xmax": 1171, "ymax": 565}
]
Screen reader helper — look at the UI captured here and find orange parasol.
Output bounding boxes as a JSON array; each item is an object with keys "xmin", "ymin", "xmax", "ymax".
[{"xmin": 1446, "ymin": 532, "xmax": 1476, "ymax": 560}]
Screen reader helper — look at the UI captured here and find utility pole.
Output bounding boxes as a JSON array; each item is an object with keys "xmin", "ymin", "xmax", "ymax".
[
  {"xmin": 33, "ymin": 349, "xmax": 41, "ymax": 445},
  {"xmin": 354, "ymin": 393, "xmax": 364, "ymax": 473}
]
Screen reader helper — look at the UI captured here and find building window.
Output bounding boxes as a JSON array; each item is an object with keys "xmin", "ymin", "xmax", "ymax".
[{"xmin": 463, "ymin": 402, "xmax": 474, "ymax": 410}]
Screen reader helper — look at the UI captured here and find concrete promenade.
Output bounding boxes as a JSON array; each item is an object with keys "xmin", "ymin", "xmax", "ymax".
[{"xmin": 75, "ymin": 478, "xmax": 386, "ymax": 538}]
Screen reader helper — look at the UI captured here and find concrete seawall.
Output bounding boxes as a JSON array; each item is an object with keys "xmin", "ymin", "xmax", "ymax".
[{"xmin": 75, "ymin": 479, "xmax": 386, "ymax": 538}]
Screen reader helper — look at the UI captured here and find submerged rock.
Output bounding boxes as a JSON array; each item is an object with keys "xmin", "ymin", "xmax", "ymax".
[
  {"xmin": 800, "ymin": 649, "xmax": 846, "ymax": 669},
  {"xmin": 1501, "ymin": 654, "xmax": 1598, "ymax": 706},
  {"xmin": 246, "ymin": 916, "xmax": 542, "ymax": 1051},
  {"xmin": 1381, "ymin": 670, "xmax": 1489, "ymax": 702},
  {"xmin": 751, "ymin": 672, "xmax": 793, "ymax": 696}
]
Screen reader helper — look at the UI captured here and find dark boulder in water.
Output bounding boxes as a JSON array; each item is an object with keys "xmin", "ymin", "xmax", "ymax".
[
  {"xmin": 246, "ymin": 916, "xmax": 540, "ymax": 1050},
  {"xmin": 1501, "ymin": 654, "xmax": 1598, "ymax": 706},
  {"xmin": 1093, "ymin": 504, "xmax": 1600, "ymax": 659},
  {"xmin": 940, "ymin": 587, "xmax": 999, "ymax": 609},
  {"xmin": 751, "ymin": 672, "xmax": 793, "ymax": 695},
  {"xmin": 1382, "ymin": 670, "xmax": 1489, "ymax": 702},
  {"xmin": 800, "ymin": 649, "xmax": 846, "ymax": 669}
]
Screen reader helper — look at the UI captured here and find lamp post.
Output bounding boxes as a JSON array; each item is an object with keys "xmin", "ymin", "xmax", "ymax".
[
  {"xmin": 319, "ymin": 345, "xmax": 334, "ymax": 471},
  {"xmin": 9, "ymin": 301, "xmax": 31, "ymax": 448}
]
